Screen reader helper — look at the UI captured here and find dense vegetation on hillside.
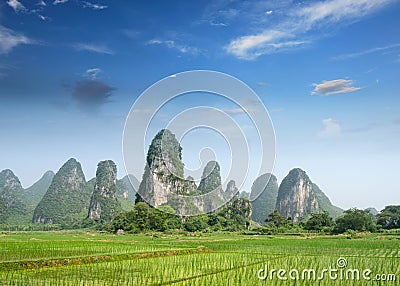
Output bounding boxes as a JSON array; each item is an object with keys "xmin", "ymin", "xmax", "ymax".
[
  {"xmin": 250, "ymin": 173, "xmax": 278, "ymax": 224},
  {"xmin": 33, "ymin": 159, "xmax": 92, "ymax": 226},
  {"xmin": 0, "ymin": 169, "xmax": 27, "ymax": 224},
  {"xmin": 146, "ymin": 129, "xmax": 184, "ymax": 178}
]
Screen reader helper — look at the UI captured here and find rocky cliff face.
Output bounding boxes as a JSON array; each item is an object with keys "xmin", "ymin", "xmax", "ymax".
[
  {"xmin": 88, "ymin": 160, "xmax": 121, "ymax": 222},
  {"xmin": 33, "ymin": 158, "xmax": 91, "ymax": 225},
  {"xmin": 225, "ymin": 180, "xmax": 239, "ymax": 201},
  {"xmin": 276, "ymin": 168, "xmax": 319, "ymax": 222},
  {"xmin": 275, "ymin": 168, "xmax": 343, "ymax": 222},
  {"xmin": 250, "ymin": 173, "xmax": 279, "ymax": 224},
  {"xmin": 185, "ymin": 176, "xmax": 197, "ymax": 194},
  {"xmin": 137, "ymin": 129, "xmax": 186, "ymax": 207},
  {"xmin": 0, "ymin": 169, "xmax": 26, "ymax": 223},
  {"xmin": 137, "ymin": 130, "xmax": 230, "ymax": 216}
]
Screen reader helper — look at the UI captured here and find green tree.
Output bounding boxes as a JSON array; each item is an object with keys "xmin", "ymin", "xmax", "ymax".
[
  {"xmin": 304, "ymin": 211, "xmax": 334, "ymax": 232},
  {"xmin": 334, "ymin": 208, "xmax": 377, "ymax": 233},
  {"xmin": 265, "ymin": 210, "xmax": 289, "ymax": 228},
  {"xmin": 133, "ymin": 202, "xmax": 152, "ymax": 231},
  {"xmin": 184, "ymin": 215, "xmax": 208, "ymax": 232},
  {"xmin": 377, "ymin": 205, "xmax": 400, "ymax": 229},
  {"xmin": 0, "ymin": 197, "xmax": 8, "ymax": 223}
]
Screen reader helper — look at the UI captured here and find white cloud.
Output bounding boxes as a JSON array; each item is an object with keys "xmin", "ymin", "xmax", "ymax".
[
  {"xmin": 311, "ymin": 79, "xmax": 361, "ymax": 96},
  {"xmin": 73, "ymin": 43, "xmax": 114, "ymax": 55},
  {"xmin": 265, "ymin": 10, "xmax": 273, "ymax": 15},
  {"xmin": 225, "ymin": 0, "xmax": 394, "ymax": 59},
  {"xmin": 147, "ymin": 39, "xmax": 201, "ymax": 55},
  {"xmin": 332, "ymin": 43, "xmax": 400, "ymax": 60},
  {"xmin": 0, "ymin": 26, "xmax": 32, "ymax": 54},
  {"xmin": 83, "ymin": 1, "xmax": 107, "ymax": 10},
  {"xmin": 7, "ymin": 0, "xmax": 49, "ymax": 19},
  {"xmin": 37, "ymin": 14, "xmax": 49, "ymax": 21},
  {"xmin": 7, "ymin": 0, "xmax": 27, "ymax": 13},
  {"xmin": 200, "ymin": 7, "xmax": 240, "ymax": 27},
  {"xmin": 53, "ymin": 0, "xmax": 68, "ymax": 5},
  {"xmin": 85, "ymin": 68, "xmax": 101, "ymax": 79},
  {"xmin": 225, "ymin": 30, "xmax": 287, "ymax": 60},
  {"xmin": 319, "ymin": 118, "xmax": 341, "ymax": 137}
]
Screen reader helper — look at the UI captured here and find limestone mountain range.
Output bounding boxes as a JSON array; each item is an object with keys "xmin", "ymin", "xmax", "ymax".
[{"xmin": 1, "ymin": 129, "xmax": 345, "ymax": 225}]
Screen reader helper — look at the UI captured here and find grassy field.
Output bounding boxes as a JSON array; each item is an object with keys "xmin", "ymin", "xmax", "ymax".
[{"xmin": 0, "ymin": 231, "xmax": 399, "ymax": 285}]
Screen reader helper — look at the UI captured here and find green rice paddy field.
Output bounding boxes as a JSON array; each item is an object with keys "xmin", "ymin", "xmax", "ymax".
[{"xmin": 0, "ymin": 231, "xmax": 399, "ymax": 285}]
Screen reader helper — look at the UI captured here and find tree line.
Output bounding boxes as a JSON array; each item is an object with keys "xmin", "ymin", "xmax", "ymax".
[
  {"xmin": 258, "ymin": 206, "xmax": 400, "ymax": 234},
  {"xmin": 105, "ymin": 204, "xmax": 400, "ymax": 234}
]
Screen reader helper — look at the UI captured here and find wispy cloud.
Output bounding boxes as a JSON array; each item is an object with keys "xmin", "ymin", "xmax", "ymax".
[
  {"xmin": 0, "ymin": 26, "xmax": 33, "ymax": 54},
  {"xmin": 37, "ymin": 1, "xmax": 47, "ymax": 6},
  {"xmin": 311, "ymin": 79, "xmax": 361, "ymax": 96},
  {"xmin": 7, "ymin": 0, "xmax": 50, "ymax": 20},
  {"xmin": 201, "ymin": 8, "xmax": 239, "ymax": 27},
  {"xmin": 73, "ymin": 43, "xmax": 114, "ymax": 55},
  {"xmin": 85, "ymin": 68, "xmax": 101, "ymax": 79},
  {"xmin": 225, "ymin": 0, "xmax": 394, "ymax": 60},
  {"xmin": 53, "ymin": 0, "xmax": 68, "ymax": 5},
  {"xmin": 83, "ymin": 1, "xmax": 107, "ymax": 10},
  {"xmin": 226, "ymin": 29, "xmax": 309, "ymax": 60},
  {"xmin": 332, "ymin": 43, "xmax": 400, "ymax": 60},
  {"xmin": 319, "ymin": 118, "xmax": 341, "ymax": 137},
  {"xmin": 6, "ymin": 0, "xmax": 27, "ymax": 13},
  {"xmin": 147, "ymin": 39, "xmax": 201, "ymax": 55},
  {"xmin": 37, "ymin": 14, "xmax": 49, "ymax": 21}
]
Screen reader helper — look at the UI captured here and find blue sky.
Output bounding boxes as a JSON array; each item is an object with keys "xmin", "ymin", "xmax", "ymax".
[{"xmin": 0, "ymin": 0, "xmax": 399, "ymax": 210}]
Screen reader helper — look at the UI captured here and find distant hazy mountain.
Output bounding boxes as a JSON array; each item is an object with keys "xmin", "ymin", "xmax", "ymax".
[
  {"xmin": 240, "ymin": 191, "xmax": 250, "ymax": 200},
  {"xmin": 276, "ymin": 168, "xmax": 343, "ymax": 222},
  {"xmin": 115, "ymin": 175, "xmax": 137, "ymax": 211},
  {"xmin": 250, "ymin": 173, "xmax": 279, "ymax": 225},
  {"xmin": 225, "ymin": 180, "xmax": 239, "ymax": 201},
  {"xmin": 33, "ymin": 158, "xmax": 91, "ymax": 225},
  {"xmin": 311, "ymin": 183, "xmax": 343, "ymax": 218},
  {"xmin": 24, "ymin": 171, "xmax": 54, "ymax": 208},
  {"xmin": 116, "ymin": 174, "xmax": 137, "ymax": 202},
  {"xmin": 365, "ymin": 207, "xmax": 379, "ymax": 216},
  {"xmin": 198, "ymin": 161, "xmax": 225, "ymax": 212}
]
